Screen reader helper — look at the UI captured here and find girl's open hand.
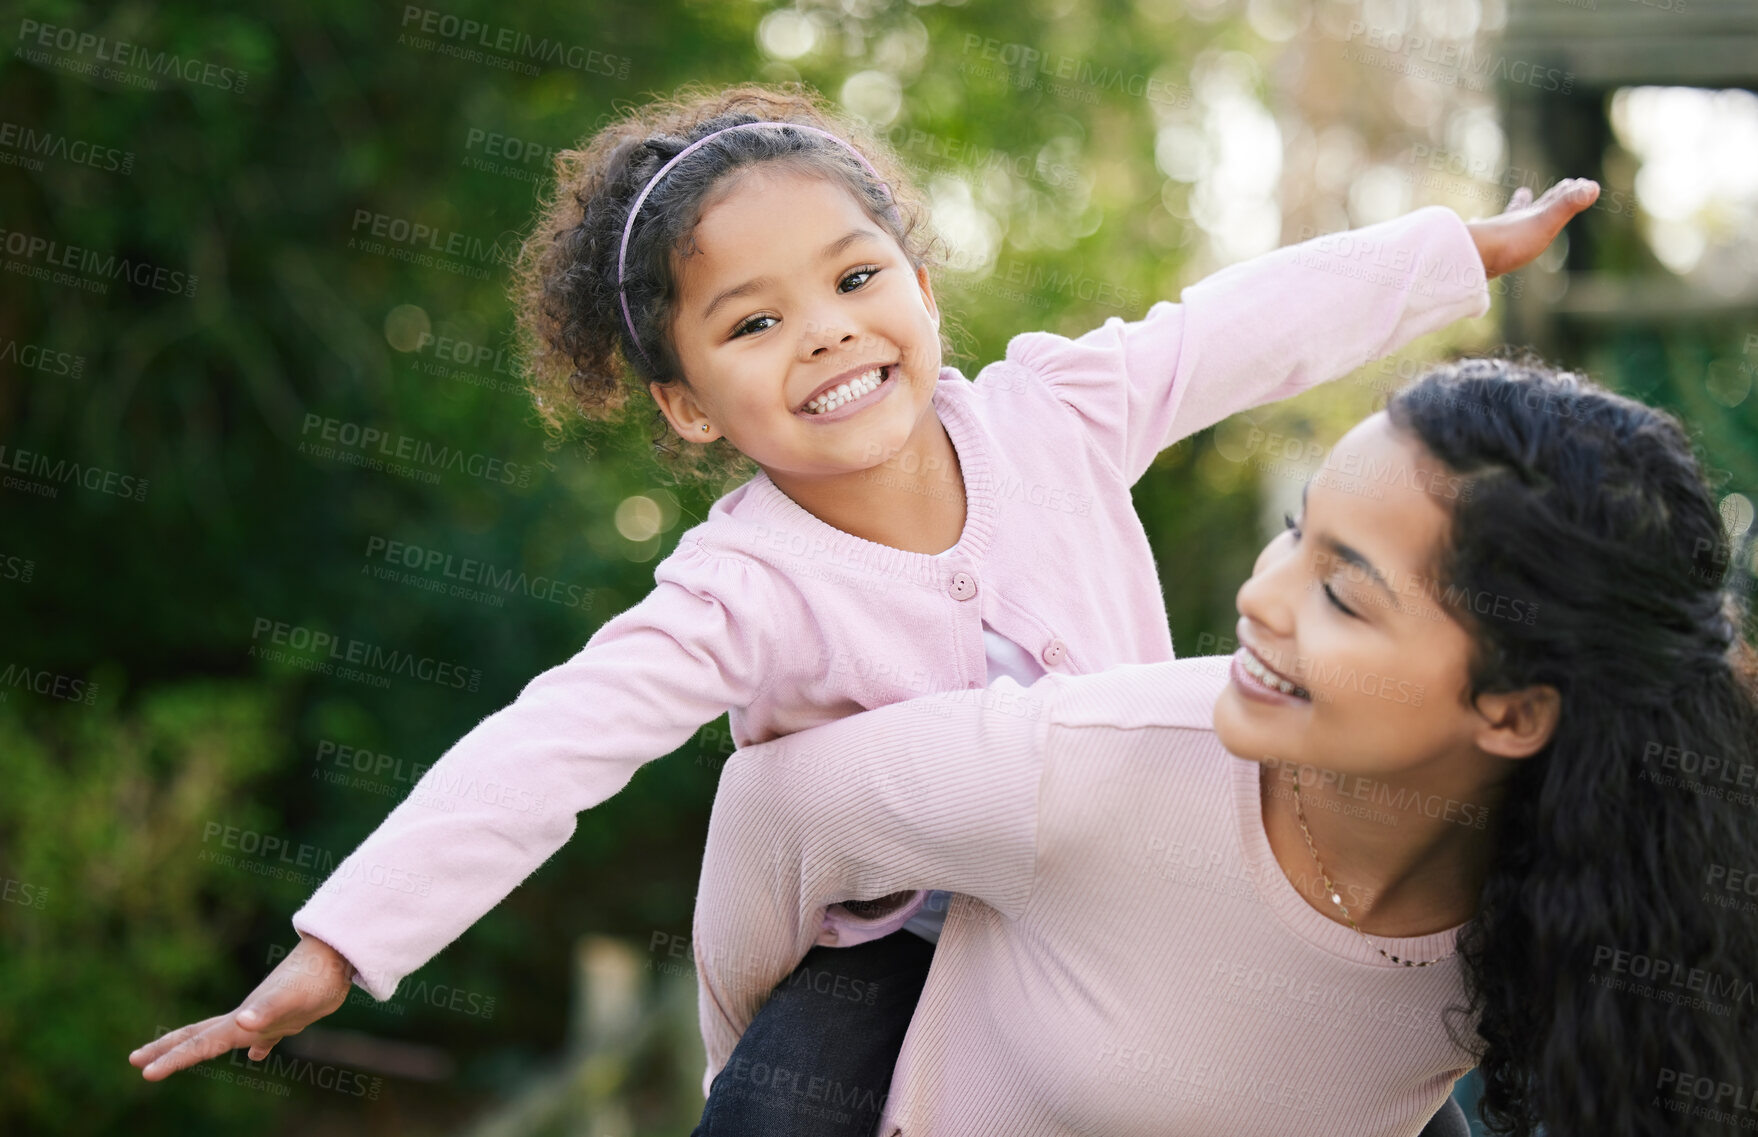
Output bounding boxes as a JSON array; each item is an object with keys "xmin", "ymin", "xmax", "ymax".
[
  {"xmin": 128, "ymin": 933, "xmax": 355, "ymax": 1081},
  {"xmin": 1466, "ymin": 177, "xmax": 1600, "ymax": 279}
]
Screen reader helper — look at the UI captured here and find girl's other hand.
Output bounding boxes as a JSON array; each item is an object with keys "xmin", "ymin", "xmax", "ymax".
[
  {"xmin": 1466, "ymin": 177, "xmax": 1600, "ymax": 278},
  {"xmin": 127, "ymin": 933, "xmax": 355, "ymax": 1081}
]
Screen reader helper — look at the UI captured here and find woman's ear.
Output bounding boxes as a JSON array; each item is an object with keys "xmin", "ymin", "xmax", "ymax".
[
  {"xmin": 1472, "ymin": 685, "xmax": 1560, "ymax": 760},
  {"xmin": 648, "ymin": 380, "xmax": 718, "ymax": 444}
]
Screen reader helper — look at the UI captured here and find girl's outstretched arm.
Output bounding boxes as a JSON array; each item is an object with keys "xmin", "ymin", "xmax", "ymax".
[
  {"xmin": 692, "ymin": 680, "xmax": 1051, "ymax": 1095},
  {"xmin": 132, "ymin": 543, "xmax": 777, "ymax": 1079},
  {"xmin": 999, "ymin": 178, "xmax": 1597, "ymax": 487}
]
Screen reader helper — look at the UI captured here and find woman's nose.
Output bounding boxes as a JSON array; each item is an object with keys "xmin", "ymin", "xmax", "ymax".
[{"xmin": 1236, "ymin": 532, "xmax": 1298, "ymax": 639}]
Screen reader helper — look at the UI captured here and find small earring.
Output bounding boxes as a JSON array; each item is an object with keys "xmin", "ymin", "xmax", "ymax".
[{"xmin": 700, "ymin": 424, "xmax": 710, "ymax": 433}]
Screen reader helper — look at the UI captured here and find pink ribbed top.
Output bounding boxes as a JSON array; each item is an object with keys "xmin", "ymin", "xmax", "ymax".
[{"xmin": 695, "ymin": 657, "xmax": 1478, "ymax": 1135}]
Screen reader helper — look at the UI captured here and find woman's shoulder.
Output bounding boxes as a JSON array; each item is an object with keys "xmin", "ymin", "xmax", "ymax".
[{"xmin": 1038, "ymin": 656, "xmax": 1230, "ymax": 734}]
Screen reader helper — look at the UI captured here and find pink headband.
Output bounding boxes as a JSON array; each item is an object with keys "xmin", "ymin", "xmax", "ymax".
[{"xmin": 616, "ymin": 120, "xmax": 895, "ymax": 368}]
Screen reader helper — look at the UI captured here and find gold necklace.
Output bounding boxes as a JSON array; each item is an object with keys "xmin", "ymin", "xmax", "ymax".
[{"xmin": 1291, "ymin": 773, "xmax": 1451, "ymax": 967}]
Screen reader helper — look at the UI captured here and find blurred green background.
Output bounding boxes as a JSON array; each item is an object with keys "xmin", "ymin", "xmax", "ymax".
[{"xmin": 2, "ymin": 0, "xmax": 1754, "ymax": 1134}]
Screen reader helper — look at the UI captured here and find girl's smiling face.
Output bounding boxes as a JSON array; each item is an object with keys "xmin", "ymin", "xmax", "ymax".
[
  {"xmin": 1213, "ymin": 412, "xmax": 1549, "ymax": 784},
  {"xmin": 653, "ymin": 165, "xmax": 944, "ymax": 479}
]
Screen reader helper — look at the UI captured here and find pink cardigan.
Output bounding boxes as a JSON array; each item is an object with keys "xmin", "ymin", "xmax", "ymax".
[
  {"xmin": 695, "ymin": 658, "xmax": 1479, "ymax": 1135},
  {"xmin": 291, "ymin": 207, "xmax": 1489, "ymax": 1001}
]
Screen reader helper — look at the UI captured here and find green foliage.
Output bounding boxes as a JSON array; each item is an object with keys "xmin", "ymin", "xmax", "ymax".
[
  {"xmin": 0, "ymin": 680, "xmax": 285, "ymax": 1135},
  {"xmin": 4, "ymin": 1, "xmax": 1752, "ymax": 1134}
]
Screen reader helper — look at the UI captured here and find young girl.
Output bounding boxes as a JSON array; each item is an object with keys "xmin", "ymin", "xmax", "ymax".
[
  {"xmin": 128, "ymin": 84, "xmax": 1593, "ymax": 1131},
  {"xmin": 693, "ymin": 357, "xmax": 1758, "ymax": 1136}
]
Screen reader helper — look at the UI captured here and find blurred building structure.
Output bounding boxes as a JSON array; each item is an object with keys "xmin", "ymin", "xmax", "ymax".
[{"xmin": 1500, "ymin": 0, "xmax": 1758, "ymax": 357}]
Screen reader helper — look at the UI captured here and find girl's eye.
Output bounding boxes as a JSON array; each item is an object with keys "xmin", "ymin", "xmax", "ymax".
[
  {"xmin": 839, "ymin": 266, "xmax": 879, "ymax": 293},
  {"xmin": 729, "ymin": 267, "xmax": 879, "ymax": 339},
  {"xmin": 1282, "ymin": 511, "xmax": 1302, "ymax": 540},
  {"xmin": 731, "ymin": 315, "xmax": 776, "ymax": 339}
]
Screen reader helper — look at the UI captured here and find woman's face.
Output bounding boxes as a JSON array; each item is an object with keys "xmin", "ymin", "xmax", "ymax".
[
  {"xmin": 1213, "ymin": 412, "xmax": 1496, "ymax": 781},
  {"xmin": 657, "ymin": 165, "xmax": 944, "ymax": 480}
]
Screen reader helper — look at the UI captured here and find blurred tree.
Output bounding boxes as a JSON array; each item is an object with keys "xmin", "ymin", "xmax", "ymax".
[{"xmin": 0, "ymin": 680, "xmax": 284, "ymax": 1135}]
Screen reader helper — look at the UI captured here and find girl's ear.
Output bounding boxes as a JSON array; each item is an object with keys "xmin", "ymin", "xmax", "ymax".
[
  {"xmin": 915, "ymin": 264, "xmax": 939, "ymax": 328},
  {"xmin": 648, "ymin": 380, "xmax": 719, "ymax": 444}
]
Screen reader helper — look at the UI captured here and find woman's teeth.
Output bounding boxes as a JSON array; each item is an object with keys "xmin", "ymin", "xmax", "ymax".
[
  {"xmin": 803, "ymin": 367, "xmax": 886, "ymax": 415},
  {"xmin": 1241, "ymin": 649, "xmax": 1310, "ymax": 699}
]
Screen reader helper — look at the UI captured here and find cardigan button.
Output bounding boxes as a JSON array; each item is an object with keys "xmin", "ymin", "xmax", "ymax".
[
  {"xmin": 948, "ymin": 571, "xmax": 977, "ymax": 601},
  {"xmin": 1041, "ymin": 638, "xmax": 1067, "ymax": 666}
]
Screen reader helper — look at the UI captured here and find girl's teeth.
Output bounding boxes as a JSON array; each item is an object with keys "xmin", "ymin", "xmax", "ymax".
[{"xmin": 805, "ymin": 368, "xmax": 885, "ymax": 414}]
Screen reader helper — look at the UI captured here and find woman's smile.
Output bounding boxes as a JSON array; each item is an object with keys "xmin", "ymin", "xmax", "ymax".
[{"xmin": 1230, "ymin": 643, "xmax": 1313, "ymax": 703}]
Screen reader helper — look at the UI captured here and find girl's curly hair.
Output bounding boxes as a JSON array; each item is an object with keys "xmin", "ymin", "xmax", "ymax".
[{"xmin": 510, "ymin": 82, "xmax": 944, "ymax": 480}]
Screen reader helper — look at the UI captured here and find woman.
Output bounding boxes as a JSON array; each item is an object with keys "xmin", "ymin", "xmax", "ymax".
[{"xmin": 692, "ymin": 357, "xmax": 1758, "ymax": 1136}]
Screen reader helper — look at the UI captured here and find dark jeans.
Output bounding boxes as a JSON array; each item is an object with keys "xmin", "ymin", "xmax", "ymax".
[
  {"xmin": 1424, "ymin": 1095, "xmax": 1471, "ymax": 1137},
  {"xmin": 693, "ymin": 928, "xmax": 937, "ymax": 1137},
  {"xmin": 691, "ymin": 928, "xmax": 1475, "ymax": 1137}
]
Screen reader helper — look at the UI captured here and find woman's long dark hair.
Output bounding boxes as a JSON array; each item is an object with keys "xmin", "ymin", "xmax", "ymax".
[{"xmin": 1387, "ymin": 356, "xmax": 1758, "ymax": 1136}]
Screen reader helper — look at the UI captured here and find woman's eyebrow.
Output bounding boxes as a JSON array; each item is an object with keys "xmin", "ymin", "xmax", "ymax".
[
  {"xmin": 699, "ymin": 228, "xmax": 882, "ymax": 322},
  {"xmin": 1301, "ymin": 482, "xmax": 1396, "ymax": 599}
]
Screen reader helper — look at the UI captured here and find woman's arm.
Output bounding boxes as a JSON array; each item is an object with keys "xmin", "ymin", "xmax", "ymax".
[
  {"xmin": 1004, "ymin": 179, "xmax": 1597, "ymax": 487},
  {"xmin": 693, "ymin": 680, "xmax": 1053, "ymax": 1090}
]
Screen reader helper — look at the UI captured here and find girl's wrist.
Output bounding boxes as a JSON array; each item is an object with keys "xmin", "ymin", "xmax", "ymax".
[
  {"xmin": 297, "ymin": 931, "xmax": 356, "ymax": 980},
  {"xmin": 1464, "ymin": 220, "xmax": 1503, "ymax": 280}
]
